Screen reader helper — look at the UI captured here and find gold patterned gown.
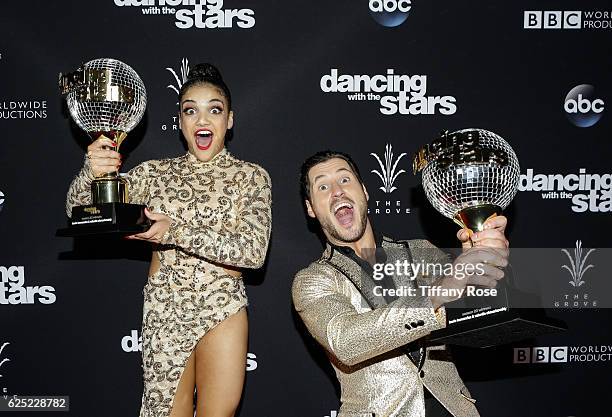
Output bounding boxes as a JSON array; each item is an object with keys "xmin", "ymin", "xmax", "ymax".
[{"xmin": 66, "ymin": 148, "xmax": 272, "ymax": 417}]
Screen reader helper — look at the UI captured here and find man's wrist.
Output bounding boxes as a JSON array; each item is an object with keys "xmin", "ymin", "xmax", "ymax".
[{"xmin": 430, "ymin": 296, "xmax": 443, "ymax": 311}]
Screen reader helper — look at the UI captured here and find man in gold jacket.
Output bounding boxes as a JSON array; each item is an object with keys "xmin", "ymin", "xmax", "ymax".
[{"xmin": 292, "ymin": 151, "xmax": 509, "ymax": 417}]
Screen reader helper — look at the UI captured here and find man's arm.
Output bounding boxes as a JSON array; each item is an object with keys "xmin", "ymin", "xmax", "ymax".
[{"xmin": 292, "ymin": 263, "xmax": 445, "ymax": 367}]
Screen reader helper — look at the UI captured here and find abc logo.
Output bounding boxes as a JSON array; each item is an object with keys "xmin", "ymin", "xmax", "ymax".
[
  {"xmin": 369, "ymin": 0, "xmax": 412, "ymax": 27},
  {"xmin": 564, "ymin": 84, "xmax": 605, "ymax": 128}
]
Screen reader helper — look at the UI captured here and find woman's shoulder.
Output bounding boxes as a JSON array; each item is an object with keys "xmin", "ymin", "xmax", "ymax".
[
  {"xmin": 126, "ymin": 155, "xmax": 184, "ymax": 176},
  {"xmin": 227, "ymin": 152, "xmax": 271, "ymax": 181}
]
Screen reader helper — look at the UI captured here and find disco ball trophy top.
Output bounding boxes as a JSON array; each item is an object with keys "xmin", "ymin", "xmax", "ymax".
[
  {"xmin": 58, "ymin": 58, "xmax": 149, "ymax": 236},
  {"xmin": 61, "ymin": 58, "xmax": 146, "ymax": 144},
  {"xmin": 413, "ymin": 128, "xmax": 565, "ymax": 347},
  {"xmin": 413, "ymin": 128, "xmax": 520, "ymax": 234}
]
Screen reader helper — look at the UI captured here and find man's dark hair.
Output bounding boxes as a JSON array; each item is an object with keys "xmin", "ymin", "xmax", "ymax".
[{"xmin": 299, "ymin": 150, "xmax": 364, "ymax": 202}]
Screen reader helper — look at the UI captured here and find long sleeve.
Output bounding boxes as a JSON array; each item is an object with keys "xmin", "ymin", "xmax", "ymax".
[
  {"xmin": 161, "ymin": 166, "xmax": 272, "ymax": 269},
  {"xmin": 292, "ymin": 263, "xmax": 445, "ymax": 367},
  {"xmin": 65, "ymin": 158, "xmax": 151, "ymax": 217},
  {"xmin": 123, "ymin": 162, "xmax": 151, "ymax": 206},
  {"xmin": 65, "ymin": 157, "xmax": 95, "ymax": 217}
]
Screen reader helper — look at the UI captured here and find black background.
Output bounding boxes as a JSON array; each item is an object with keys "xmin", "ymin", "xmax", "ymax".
[{"xmin": 1, "ymin": 1, "xmax": 611, "ymax": 416}]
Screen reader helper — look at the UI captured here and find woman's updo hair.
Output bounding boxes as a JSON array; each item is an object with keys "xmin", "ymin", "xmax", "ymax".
[{"xmin": 178, "ymin": 63, "xmax": 232, "ymax": 110}]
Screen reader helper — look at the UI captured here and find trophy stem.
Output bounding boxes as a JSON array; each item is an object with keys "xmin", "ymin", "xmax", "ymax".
[
  {"xmin": 92, "ymin": 177, "xmax": 128, "ymax": 204},
  {"xmin": 453, "ymin": 204, "xmax": 502, "ymax": 234}
]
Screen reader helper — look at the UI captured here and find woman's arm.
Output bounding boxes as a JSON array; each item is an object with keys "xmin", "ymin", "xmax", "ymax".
[
  {"xmin": 162, "ymin": 166, "xmax": 272, "ymax": 268},
  {"xmin": 65, "ymin": 140, "xmax": 150, "ymax": 216},
  {"xmin": 65, "ymin": 156, "xmax": 95, "ymax": 217}
]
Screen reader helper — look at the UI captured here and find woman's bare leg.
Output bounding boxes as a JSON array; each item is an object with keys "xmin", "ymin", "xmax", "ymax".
[
  {"xmin": 168, "ymin": 349, "xmax": 196, "ymax": 417},
  {"xmin": 195, "ymin": 308, "xmax": 248, "ymax": 417}
]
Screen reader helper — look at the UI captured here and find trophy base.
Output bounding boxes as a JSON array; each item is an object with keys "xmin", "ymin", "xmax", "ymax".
[
  {"xmin": 428, "ymin": 309, "xmax": 567, "ymax": 348},
  {"xmin": 57, "ymin": 203, "xmax": 150, "ymax": 237}
]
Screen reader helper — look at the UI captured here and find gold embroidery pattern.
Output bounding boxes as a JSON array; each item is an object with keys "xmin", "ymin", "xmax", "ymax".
[{"xmin": 66, "ymin": 148, "xmax": 272, "ymax": 417}]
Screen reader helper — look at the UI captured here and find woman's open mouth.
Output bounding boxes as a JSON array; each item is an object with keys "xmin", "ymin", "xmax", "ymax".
[{"xmin": 195, "ymin": 129, "xmax": 213, "ymax": 150}]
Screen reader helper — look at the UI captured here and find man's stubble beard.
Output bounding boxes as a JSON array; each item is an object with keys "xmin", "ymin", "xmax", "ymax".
[{"xmin": 319, "ymin": 206, "xmax": 368, "ymax": 244}]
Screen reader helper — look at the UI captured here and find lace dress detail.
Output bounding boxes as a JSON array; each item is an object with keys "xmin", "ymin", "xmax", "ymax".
[{"xmin": 66, "ymin": 148, "xmax": 272, "ymax": 416}]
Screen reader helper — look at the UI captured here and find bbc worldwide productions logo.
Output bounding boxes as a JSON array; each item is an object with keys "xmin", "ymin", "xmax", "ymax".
[
  {"xmin": 524, "ymin": 11, "xmax": 582, "ymax": 29},
  {"xmin": 368, "ymin": 0, "xmax": 412, "ymax": 27},
  {"xmin": 514, "ymin": 345, "xmax": 612, "ymax": 364},
  {"xmin": 524, "ymin": 10, "xmax": 612, "ymax": 30},
  {"xmin": 564, "ymin": 84, "xmax": 605, "ymax": 128}
]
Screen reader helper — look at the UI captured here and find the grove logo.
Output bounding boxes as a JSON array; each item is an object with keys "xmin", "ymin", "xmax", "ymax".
[
  {"xmin": 564, "ymin": 84, "xmax": 604, "ymax": 127},
  {"xmin": 370, "ymin": 144, "xmax": 407, "ymax": 193},
  {"xmin": 369, "ymin": 0, "xmax": 412, "ymax": 27},
  {"xmin": 0, "ymin": 342, "xmax": 9, "ymax": 378},
  {"xmin": 553, "ymin": 240, "xmax": 598, "ymax": 308},
  {"xmin": 368, "ymin": 144, "xmax": 411, "ymax": 216},
  {"xmin": 166, "ymin": 57, "xmax": 190, "ymax": 104},
  {"xmin": 561, "ymin": 240, "xmax": 595, "ymax": 288},
  {"xmin": 161, "ymin": 57, "xmax": 190, "ymax": 131}
]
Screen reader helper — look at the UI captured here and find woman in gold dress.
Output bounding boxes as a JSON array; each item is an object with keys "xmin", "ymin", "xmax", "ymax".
[{"xmin": 66, "ymin": 63, "xmax": 272, "ymax": 417}]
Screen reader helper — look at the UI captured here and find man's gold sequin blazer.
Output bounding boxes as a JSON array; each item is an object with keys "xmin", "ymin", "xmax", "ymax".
[{"xmin": 292, "ymin": 237, "xmax": 480, "ymax": 417}]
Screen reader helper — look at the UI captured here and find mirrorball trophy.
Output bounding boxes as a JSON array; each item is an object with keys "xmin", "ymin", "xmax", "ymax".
[
  {"xmin": 413, "ymin": 128, "xmax": 520, "ymax": 234},
  {"xmin": 57, "ymin": 58, "xmax": 149, "ymax": 236},
  {"xmin": 413, "ymin": 128, "xmax": 565, "ymax": 347}
]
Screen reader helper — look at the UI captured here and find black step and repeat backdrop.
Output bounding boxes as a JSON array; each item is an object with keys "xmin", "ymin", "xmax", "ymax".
[{"xmin": 1, "ymin": 1, "xmax": 611, "ymax": 416}]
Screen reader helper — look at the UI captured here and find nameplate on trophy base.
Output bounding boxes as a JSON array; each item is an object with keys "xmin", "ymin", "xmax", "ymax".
[
  {"xmin": 57, "ymin": 203, "xmax": 149, "ymax": 236},
  {"xmin": 428, "ymin": 286, "xmax": 566, "ymax": 348}
]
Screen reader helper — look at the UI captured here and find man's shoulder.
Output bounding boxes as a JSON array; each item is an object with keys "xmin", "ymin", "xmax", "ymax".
[
  {"xmin": 292, "ymin": 257, "xmax": 340, "ymax": 300},
  {"xmin": 383, "ymin": 236, "xmax": 450, "ymax": 262},
  {"xmin": 382, "ymin": 236, "xmax": 436, "ymax": 248},
  {"xmin": 293, "ymin": 258, "xmax": 336, "ymax": 284}
]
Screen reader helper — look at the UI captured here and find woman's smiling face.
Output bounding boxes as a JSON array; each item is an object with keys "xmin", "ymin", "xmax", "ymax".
[{"xmin": 179, "ymin": 82, "xmax": 234, "ymax": 162}]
